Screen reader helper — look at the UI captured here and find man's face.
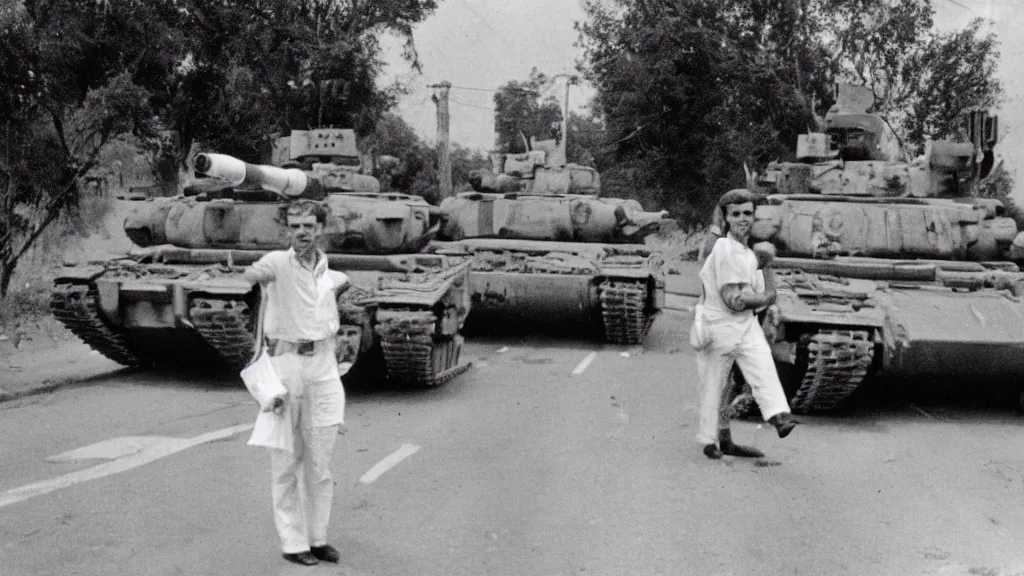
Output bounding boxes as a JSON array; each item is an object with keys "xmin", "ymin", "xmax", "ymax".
[
  {"xmin": 725, "ymin": 201, "xmax": 754, "ymax": 237},
  {"xmin": 286, "ymin": 213, "xmax": 322, "ymax": 253}
]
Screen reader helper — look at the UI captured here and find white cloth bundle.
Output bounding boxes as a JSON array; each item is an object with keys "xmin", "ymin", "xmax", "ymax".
[{"xmin": 241, "ymin": 286, "xmax": 294, "ymax": 453}]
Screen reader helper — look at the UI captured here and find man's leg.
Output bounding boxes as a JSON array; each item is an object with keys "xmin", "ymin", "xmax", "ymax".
[
  {"xmin": 268, "ymin": 354, "xmax": 318, "ymax": 564},
  {"xmin": 696, "ymin": 345, "xmax": 735, "ymax": 456},
  {"xmin": 271, "ymin": 434, "xmax": 309, "ymax": 554},
  {"xmin": 306, "ymin": 422, "xmax": 340, "ymax": 549},
  {"xmin": 717, "ymin": 366, "xmax": 764, "ymax": 458},
  {"xmin": 303, "ymin": 343, "xmax": 348, "ymax": 563},
  {"xmin": 718, "ymin": 368, "xmax": 744, "ymax": 434},
  {"xmin": 733, "ymin": 324, "xmax": 798, "ymax": 438}
]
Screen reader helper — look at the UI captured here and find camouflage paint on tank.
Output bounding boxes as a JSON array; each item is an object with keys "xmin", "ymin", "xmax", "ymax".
[
  {"xmin": 739, "ymin": 83, "xmax": 1024, "ymax": 413},
  {"xmin": 51, "ymin": 131, "xmax": 474, "ymax": 388},
  {"xmin": 431, "ymin": 137, "xmax": 668, "ymax": 345}
]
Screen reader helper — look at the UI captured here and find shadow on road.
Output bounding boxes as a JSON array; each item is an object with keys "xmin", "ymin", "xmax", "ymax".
[{"xmin": 778, "ymin": 374, "xmax": 1024, "ymax": 429}]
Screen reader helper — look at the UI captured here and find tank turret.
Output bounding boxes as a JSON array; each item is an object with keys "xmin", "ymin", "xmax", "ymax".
[
  {"xmin": 124, "ymin": 152, "xmax": 438, "ymax": 255},
  {"xmin": 726, "ymin": 83, "xmax": 1024, "ymax": 416},
  {"xmin": 53, "ymin": 128, "xmax": 475, "ymax": 390},
  {"xmin": 748, "ymin": 83, "xmax": 1008, "ymax": 261},
  {"xmin": 430, "ymin": 133, "xmax": 668, "ymax": 345}
]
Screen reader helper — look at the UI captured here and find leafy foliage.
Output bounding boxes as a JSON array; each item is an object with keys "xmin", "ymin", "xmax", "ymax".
[
  {"xmin": 492, "ymin": 68, "xmax": 565, "ymax": 153},
  {"xmin": 1, "ymin": 1, "xmax": 163, "ymax": 295},
  {"xmin": 0, "ymin": 0, "xmax": 439, "ymax": 296},
  {"xmin": 363, "ymin": 113, "xmax": 489, "ymax": 203},
  {"xmin": 164, "ymin": 0, "xmax": 439, "ymax": 162},
  {"xmin": 575, "ymin": 0, "xmax": 1005, "ymax": 222},
  {"xmin": 823, "ymin": 1, "xmax": 1001, "ymax": 154}
]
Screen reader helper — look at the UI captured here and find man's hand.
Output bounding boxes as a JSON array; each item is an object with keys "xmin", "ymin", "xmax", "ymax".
[
  {"xmin": 753, "ymin": 242, "xmax": 776, "ymax": 269},
  {"xmin": 266, "ymin": 395, "xmax": 287, "ymax": 415}
]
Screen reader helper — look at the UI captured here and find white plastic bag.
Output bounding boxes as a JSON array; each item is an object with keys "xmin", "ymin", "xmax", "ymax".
[
  {"xmin": 689, "ymin": 303, "xmax": 712, "ymax": 351},
  {"xmin": 240, "ymin": 349, "xmax": 286, "ymax": 411},
  {"xmin": 240, "ymin": 285, "xmax": 293, "ymax": 453}
]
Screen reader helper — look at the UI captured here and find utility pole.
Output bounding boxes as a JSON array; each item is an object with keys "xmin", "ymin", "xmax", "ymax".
[
  {"xmin": 555, "ymin": 74, "xmax": 578, "ymax": 166},
  {"xmin": 430, "ymin": 81, "xmax": 452, "ymax": 200}
]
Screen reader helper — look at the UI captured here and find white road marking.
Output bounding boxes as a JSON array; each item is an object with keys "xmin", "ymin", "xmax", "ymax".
[
  {"xmin": 0, "ymin": 424, "xmax": 253, "ymax": 510},
  {"xmin": 571, "ymin": 351, "xmax": 598, "ymax": 375},
  {"xmin": 359, "ymin": 444, "xmax": 420, "ymax": 485},
  {"xmin": 46, "ymin": 436, "xmax": 182, "ymax": 463}
]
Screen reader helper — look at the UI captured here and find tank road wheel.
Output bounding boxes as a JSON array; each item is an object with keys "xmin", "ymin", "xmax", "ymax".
[
  {"xmin": 788, "ymin": 329, "xmax": 875, "ymax": 414},
  {"xmin": 188, "ymin": 297, "xmax": 257, "ymax": 371},
  {"xmin": 375, "ymin": 309, "xmax": 470, "ymax": 387},
  {"xmin": 597, "ymin": 278, "xmax": 654, "ymax": 345},
  {"xmin": 49, "ymin": 282, "xmax": 148, "ymax": 367}
]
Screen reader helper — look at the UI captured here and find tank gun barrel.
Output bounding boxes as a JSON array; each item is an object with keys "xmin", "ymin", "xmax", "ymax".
[{"xmin": 193, "ymin": 153, "xmax": 314, "ymax": 198}]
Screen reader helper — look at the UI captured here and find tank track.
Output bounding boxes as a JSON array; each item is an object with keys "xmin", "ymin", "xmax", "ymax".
[
  {"xmin": 49, "ymin": 282, "xmax": 148, "ymax": 366},
  {"xmin": 188, "ymin": 297, "xmax": 256, "ymax": 370},
  {"xmin": 376, "ymin": 310, "xmax": 470, "ymax": 387},
  {"xmin": 598, "ymin": 279, "xmax": 653, "ymax": 345},
  {"xmin": 790, "ymin": 329, "xmax": 875, "ymax": 413}
]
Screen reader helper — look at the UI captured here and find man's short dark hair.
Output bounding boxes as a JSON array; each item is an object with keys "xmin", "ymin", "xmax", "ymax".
[
  {"xmin": 718, "ymin": 188, "xmax": 754, "ymax": 210},
  {"xmin": 717, "ymin": 189, "xmax": 755, "ymax": 236},
  {"xmin": 286, "ymin": 199, "xmax": 329, "ymax": 225}
]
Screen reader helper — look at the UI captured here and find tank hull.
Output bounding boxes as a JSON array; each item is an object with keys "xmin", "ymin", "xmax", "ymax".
[
  {"xmin": 51, "ymin": 251, "xmax": 474, "ymax": 387},
  {"xmin": 764, "ymin": 257, "xmax": 1024, "ymax": 412},
  {"xmin": 429, "ymin": 238, "xmax": 665, "ymax": 344},
  {"xmin": 124, "ymin": 193, "xmax": 437, "ymax": 254}
]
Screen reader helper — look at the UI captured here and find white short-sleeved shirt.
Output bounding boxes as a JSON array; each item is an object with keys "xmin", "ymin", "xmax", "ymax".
[
  {"xmin": 698, "ymin": 236, "xmax": 764, "ymax": 325},
  {"xmin": 247, "ymin": 248, "xmax": 349, "ymax": 342}
]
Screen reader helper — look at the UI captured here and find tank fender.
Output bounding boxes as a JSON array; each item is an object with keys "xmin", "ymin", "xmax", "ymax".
[{"xmin": 53, "ymin": 264, "xmax": 108, "ymax": 283}]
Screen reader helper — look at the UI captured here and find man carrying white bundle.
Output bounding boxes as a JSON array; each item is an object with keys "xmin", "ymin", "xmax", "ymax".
[{"xmin": 242, "ymin": 199, "xmax": 350, "ymax": 566}]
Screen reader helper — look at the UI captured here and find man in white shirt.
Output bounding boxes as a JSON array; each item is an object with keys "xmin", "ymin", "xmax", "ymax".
[
  {"xmin": 243, "ymin": 199, "xmax": 350, "ymax": 566},
  {"xmin": 695, "ymin": 189, "xmax": 797, "ymax": 460}
]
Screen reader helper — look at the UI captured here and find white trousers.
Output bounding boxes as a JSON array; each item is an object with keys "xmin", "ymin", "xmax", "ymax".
[
  {"xmin": 268, "ymin": 342, "xmax": 346, "ymax": 554},
  {"xmin": 695, "ymin": 318, "xmax": 790, "ymax": 445}
]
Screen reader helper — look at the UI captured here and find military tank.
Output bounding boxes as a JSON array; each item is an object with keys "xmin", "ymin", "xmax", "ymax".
[
  {"xmin": 51, "ymin": 128, "xmax": 473, "ymax": 387},
  {"xmin": 742, "ymin": 83, "xmax": 1024, "ymax": 413},
  {"xmin": 428, "ymin": 136, "xmax": 668, "ymax": 344}
]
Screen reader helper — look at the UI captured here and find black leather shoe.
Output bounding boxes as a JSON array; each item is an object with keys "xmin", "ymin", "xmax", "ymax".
[
  {"xmin": 310, "ymin": 544, "xmax": 341, "ymax": 563},
  {"xmin": 282, "ymin": 552, "xmax": 319, "ymax": 566},
  {"xmin": 769, "ymin": 413, "xmax": 799, "ymax": 439},
  {"xmin": 703, "ymin": 444, "xmax": 723, "ymax": 459},
  {"xmin": 719, "ymin": 429, "xmax": 764, "ymax": 458}
]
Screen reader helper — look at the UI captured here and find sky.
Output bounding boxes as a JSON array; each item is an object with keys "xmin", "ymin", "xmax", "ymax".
[{"xmin": 379, "ymin": 0, "xmax": 1024, "ymax": 190}]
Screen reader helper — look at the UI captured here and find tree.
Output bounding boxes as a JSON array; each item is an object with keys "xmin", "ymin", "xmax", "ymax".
[
  {"xmin": 576, "ymin": 0, "xmax": 1004, "ymax": 222},
  {"xmin": 821, "ymin": 1, "xmax": 1002, "ymax": 155},
  {"xmin": 566, "ymin": 111, "xmax": 608, "ymax": 169},
  {"xmin": 492, "ymin": 68, "xmax": 564, "ymax": 153},
  {"xmin": 362, "ymin": 113, "xmax": 489, "ymax": 203},
  {"xmin": 577, "ymin": 0, "xmax": 833, "ymax": 222},
  {"xmin": 0, "ymin": 0, "xmax": 441, "ymax": 296},
  {"xmin": 163, "ymin": 0, "xmax": 439, "ymax": 165},
  {"xmin": 1, "ymin": 1, "xmax": 165, "ymax": 296}
]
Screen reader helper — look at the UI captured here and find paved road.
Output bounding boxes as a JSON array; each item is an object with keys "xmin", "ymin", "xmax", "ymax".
[{"xmin": 2, "ymin": 310, "xmax": 1023, "ymax": 576}]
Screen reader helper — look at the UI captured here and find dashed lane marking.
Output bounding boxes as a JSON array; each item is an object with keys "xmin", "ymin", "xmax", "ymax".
[
  {"xmin": 0, "ymin": 424, "xmax": 254, "ymax": 510},
  {"xmin": 359, "ymin": 444, "xmax": 421, "ymax": 485},
  {"xmin": 571, "ymin": 351, "xmax": 598, "ymax": 376}
]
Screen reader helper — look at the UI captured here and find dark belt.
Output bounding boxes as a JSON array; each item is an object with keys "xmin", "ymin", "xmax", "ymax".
[{"xmin": 265, "ymin": 337, "xmax": 319, "ymax": 357}]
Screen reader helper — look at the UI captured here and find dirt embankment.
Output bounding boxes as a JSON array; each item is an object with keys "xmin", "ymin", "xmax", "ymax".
[{"xmin": 0, "ymin": 197, "xmax": 134, "ymax": 356}]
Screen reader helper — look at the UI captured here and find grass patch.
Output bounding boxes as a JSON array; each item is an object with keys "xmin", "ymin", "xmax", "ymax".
[{"xmin": 0, "ymin": 194, "xmax": 129, "ymax": 343}]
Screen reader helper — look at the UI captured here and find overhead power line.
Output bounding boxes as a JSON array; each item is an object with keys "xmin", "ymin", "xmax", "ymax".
[
  {"xmin": 452, "ymin": 0, "xmax": 517, "ymax": 51},
  {"xmin": 450, "ymin": 98, "xmax": 493, "ymax": 111},
  {"xmin": 937, "ymin": 0, "xmax": 978, "ymax": 14}
]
